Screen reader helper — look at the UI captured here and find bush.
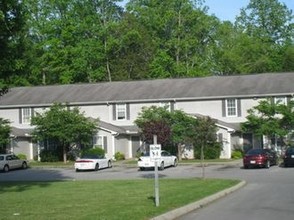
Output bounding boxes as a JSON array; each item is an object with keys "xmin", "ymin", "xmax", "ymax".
[
  {"xmin": 17, "ymin": 154, "xmax": 27, "ymax": 160},
  {"xmin": 194, "ymin": 143, "xmax": 221, "ymax": 159},
  {"xmin": 82, "ymin": 147, "xmax": 105, "ymax": 157},
  {"xmin": 231, "ymin": 150, "xmax": 243, "ymax": 159},
  {"xmin": 40, "ymin": 150, "xmax": 59, "ymax": 162},
  {"xmin": 114, "ymin": 151, "xmax": 125, "ymax": 160}
]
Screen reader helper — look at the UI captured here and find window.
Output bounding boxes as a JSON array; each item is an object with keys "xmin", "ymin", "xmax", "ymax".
[
  {"xmin": 226, "ymin": 99, "xmax": 237, "ymax": 117},
  {"xmin": 116, "ymin": 104, "xmax": 127, "ymax": 120},
  {"xmin": 113, "ymin": 103, "xmax": 130, "ymax": 121},
  {"xmin": 274, "ymin": 97, "xmax": 287, "ymax": 105},
  {"xmin": 21, "ymin": 108, "xmax": 32, "ymax": 124},
  {"xmin": 93, "ymin": 135, "xmax": 107, "ymax": 153}
]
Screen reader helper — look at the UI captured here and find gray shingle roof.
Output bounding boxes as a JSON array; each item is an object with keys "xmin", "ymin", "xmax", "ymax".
[{"xmin": 0, "ymin": 72, "xmax": 293, "ymax": 107}]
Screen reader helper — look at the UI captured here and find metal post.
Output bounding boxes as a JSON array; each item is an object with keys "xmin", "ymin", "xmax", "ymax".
[{"xmin": 153, "ymin": 135, "xmax": 160, "ymax": 207}]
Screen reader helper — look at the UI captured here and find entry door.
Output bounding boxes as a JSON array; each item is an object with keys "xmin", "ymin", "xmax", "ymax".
[{"xmin": 131, "ymin": 136, "xmax": 140, "ymax": 158}]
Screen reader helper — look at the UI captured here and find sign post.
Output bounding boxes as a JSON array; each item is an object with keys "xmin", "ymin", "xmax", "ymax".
[{"xmin": 150, "ymin": 135, "xmax": 161, "ymax": 207}]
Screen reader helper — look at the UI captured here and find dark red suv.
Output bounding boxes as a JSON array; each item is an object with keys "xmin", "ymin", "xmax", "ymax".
[{"xmin": 243, "ymin": 148, "xmax": 278, "ymax": 169}]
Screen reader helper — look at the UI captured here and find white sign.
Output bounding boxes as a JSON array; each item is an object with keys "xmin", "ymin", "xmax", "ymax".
[{"xmin": 150, "ymin": 144, "xmax": 161, "ymax": 161}]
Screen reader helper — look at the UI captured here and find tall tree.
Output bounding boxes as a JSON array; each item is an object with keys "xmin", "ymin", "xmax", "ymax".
[
  {"xmin": 235, "ymin": 0, "xmax": 294, "ymax": 73},
  {"xmin": 25, "ymin": 0, "xmax": 123, "ymax": 84},
  {"xmin": 0, "ymin": 0, "xmax": 30, "ymax": 86},
  {"xmin": 126, "ymin": 0, "xmax": 217, "ymax": 78}
]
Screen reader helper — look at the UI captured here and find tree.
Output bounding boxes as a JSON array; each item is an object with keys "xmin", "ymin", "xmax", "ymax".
[
  {"xmin": 276, "ymin": 100, "xmax": 294, "ymax": 145},
  {"xmin": 0, "ymin": 0, "xmax": 30, "ymax": 86},
  {"xmin": 192, "ymin": 116, "xmax": 218, "ymax": 179},
  {"xmin": 135, "ymin": 105, "xmax": 198, "ymax": 159},
  {"xmin": 170, "ymin": 110, "xmax": 196, "ymax": 160},
  {"xmin": 234, "ymin": 0, "xmax": 294, "ymax": 73},
  {"xmin": 0, "ymin": 118, "xmax": 11, "ymax": 153},
  {"xmin": 241, "ymin": 100, "xmax": 286, "ymax": 148},
  {"xmin": 31, "ymin": 103, "xmax": 98, "ymax": 163},
  {"xmin": 135, "ymin": 106, "xmax": 172, "ymax": 146}
]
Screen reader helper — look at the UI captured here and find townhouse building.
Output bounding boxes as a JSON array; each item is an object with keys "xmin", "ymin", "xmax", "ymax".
[{"xmin": 0, "ymin": 72, "xmax": 293, "ymax": 160}]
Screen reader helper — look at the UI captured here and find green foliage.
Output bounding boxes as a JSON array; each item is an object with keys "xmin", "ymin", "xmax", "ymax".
[
  {"xmin": 40, "ymin": 150, "xmax": 60, "ymax": 162},
  {"xmin": 0, "ymin": 118, "xmax": 11, "ymax": 151},
  {"xmin": 114, "ymin": 152, "xmax": 125, "ymax": 160},
  {"xmin": 194, "ymin": 143, "xmax": 222, "ymax": 159},
  {"xmin": 231, "ymin": 150, "xmax": 244, "ymax": 159},
  {"xmin": 81, "ymin": 147, "xmax": 105, "ymax": 157},
  {"xmin": 17, "ymin": 154, "xmax": 27, "ymax": 160},
  {"xmin": 31, "ymin": 103, "xmax": 98, "ymax": 162}
]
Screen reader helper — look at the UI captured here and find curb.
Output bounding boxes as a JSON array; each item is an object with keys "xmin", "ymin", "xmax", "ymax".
[{"xmin": 150, "ymin": 180, "xmax": 246, "ymax": 220}]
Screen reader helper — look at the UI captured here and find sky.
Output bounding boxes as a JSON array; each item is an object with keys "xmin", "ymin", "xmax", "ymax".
[{"xmin": 119, "ymin": 0, "xmax": 294, "ymax": 22}]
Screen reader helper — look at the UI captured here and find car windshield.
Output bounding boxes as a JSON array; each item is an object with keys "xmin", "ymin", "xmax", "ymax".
[
  {"xmin": 286, "ymin": 148, "xmax": 294, "ymax": 154},
  {"xmin": 81, "ymin": 155, "xmax": 103, "ymax": 159},
  {"xmin": 246, "ymin": 149, "xmax": 264, "ymax": 155}
]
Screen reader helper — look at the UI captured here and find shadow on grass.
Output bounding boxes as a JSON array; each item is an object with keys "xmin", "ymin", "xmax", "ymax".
[{"xmin": 0, "ymin": 167, "xmax": 73, "ymax": 194}]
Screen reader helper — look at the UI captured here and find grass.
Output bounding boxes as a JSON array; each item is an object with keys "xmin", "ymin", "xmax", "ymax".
[{"xmin": 0, "ymin": 179, "xmax": 240, "ymax": 220}]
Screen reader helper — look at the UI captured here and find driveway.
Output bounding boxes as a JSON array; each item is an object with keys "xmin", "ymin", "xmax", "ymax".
[{"xmin": 176, "ymin": 164, "xmax": 294, "ymax": 220}]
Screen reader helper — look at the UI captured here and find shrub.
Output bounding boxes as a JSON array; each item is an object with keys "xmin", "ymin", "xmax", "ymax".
[
  {"xmin": 82, "ymin": 147, "xmax": 105, "ymax": 157},
  {"xmin": 194, "ymin": 143, "xmax": 222, "ymax": 159},
  {"xmin": 114, "ymin": 151, "xmax": 125, "ymax": 160},
  {"xmin": 40, "ymin": 150, "xmax": 59, "ymax": 162},
  {"xmin": 17, "ymin": 154, "xmax": 27, "ymax": 160},
  {"xmin": 231, "ymin": 150, "xmax": 243, "ymax": 159}
]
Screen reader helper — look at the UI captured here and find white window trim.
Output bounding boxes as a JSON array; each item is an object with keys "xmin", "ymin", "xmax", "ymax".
[
  {"xmin": 226, "ymin": 99, "xmax": 237, "ymax": 117},
  {"xmin": 94, "ymin": 135, "xmax": 105, "ymax": 149},
  {"xmin": 116, "ymin": 103, "xmax": 127, "ymax": 121},
  {"xmin": 22, "ymin": 108, "xmax": 32, "ymax": 124},
  {"xmin": 274, "ymin": 97, "xmax": 287, "ymax": 105},
  {"xmin": 159, "ymin": 102, "xmax": 171, "ymax": 111}
]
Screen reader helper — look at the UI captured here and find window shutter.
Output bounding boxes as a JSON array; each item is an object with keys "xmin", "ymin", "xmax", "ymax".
[
  {"xmin": 126, "ymin": 103, "xmax": 130, "ymax": 120},
  {"xmin": 103, "ymin": 136, "xmax": 108, "ymax": 153},
  {"xmin": 31, "ymin": 108, "xmax": 35, "ymax": 118},
  {"xmin": 237, "ymin": 99, "xmax": 241, "ymax": 117},
  {"xmin": 19, "ymin": 108, "xmax": 22, "ymax": 124},
  {"xmin": 287, "ymin": 96, "xmax": 291, "ymax": 105},
  {"xmin": 113, "ymin": 104, "xmax": 116, "ymax": 120},
  {"xmin": 222, "ymin": 100, "xmax": 226, "ymax": 117},
  {"xmin": 170, "ymin": 102, "xmax": 175, "ymax": 112}
]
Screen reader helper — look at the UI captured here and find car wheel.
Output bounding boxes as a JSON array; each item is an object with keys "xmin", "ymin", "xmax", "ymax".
[
  {"xmin": 173, "ymin": 159, "xmax": 178, "ymax": 167},
  {"xmin": 159, "ymin": 162, "xmax": 164, "ymax": 171},
  {"xmin": 244, "ymin": 165, "xmax": 248, "ymax": 169},
  {"xmin": 139, "ymin": 167, "xmax": 145, "ymax": 171},
  {"xmin": 75, "ymin": 168, "xmax": 79, "ymax": 172},
  {"xmin": 284, "ymin": 163, "xmax": 288, "ymax": 167},
  {"xmin": 22, "ymin": 162, "xmax": 28, "ymax": 169},
  {"xmin": 3, "ymin": 165, "xmax": 9, "ymax": 172},
  {"xmin": 95, "ymin": 163, "xmax": 99, "ymax": 171},
  {"xmin": 265, "ymin": 160, "xmax": 270, "ymax": 169},
  {"xmin": 108, "ymin": 161, "xmax": 112, "ymax": 168}
]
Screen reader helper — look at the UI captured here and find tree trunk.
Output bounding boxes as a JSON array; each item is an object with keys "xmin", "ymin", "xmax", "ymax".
[
  {"xmin": 177, "ymin": 143, "xmax": 182, "ymax": 161},
  {"xmin": 201, "ymin": 144, "xmax": 205, "ymax": 179},
  {"xmin": 63, "ymin": 145, "xmax": 67, "ymax": 164}
]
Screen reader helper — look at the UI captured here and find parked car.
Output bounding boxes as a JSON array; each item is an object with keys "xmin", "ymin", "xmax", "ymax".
[
  {"xmin": 138, "ymin": 150, "xmax": 178, "ymax": 171},
  {"xmin": 0, "ymin": 154, "xmax": 28, "ymax": 172},
  {"xmin": 283, "ymin": 147, "xmax": 294, "ymax": 167},
  {"xmin": 74, "ymin": 154, "xmax": 112, "ymax": 172},
  {"xmin": 243, "ymin": 148, "xmax": 278, "ymax": 169}
]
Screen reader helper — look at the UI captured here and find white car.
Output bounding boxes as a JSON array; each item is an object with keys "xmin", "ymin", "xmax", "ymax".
[
  {"xmin": 74, "ymin": 154, "xmax": 112, "ymax": 172},
  {"xmin": 138, "ymin": 150, "xmax": 178, "ymax": 171},
  {"xmin": 0, "ymin": 154, "xmax": 28, "ymax": 172}
]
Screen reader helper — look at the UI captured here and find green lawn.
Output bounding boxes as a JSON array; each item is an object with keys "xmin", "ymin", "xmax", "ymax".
[{"xmin": 0, "ymin": 179, "xmax": 239, "ymax": 220}]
